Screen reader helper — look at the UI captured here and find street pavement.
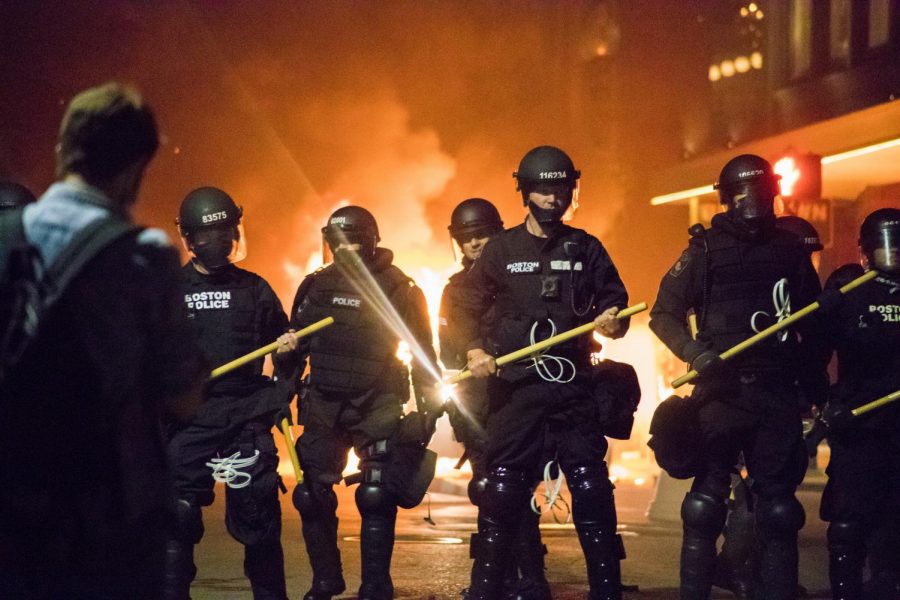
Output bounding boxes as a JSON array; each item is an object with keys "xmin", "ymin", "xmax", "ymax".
[{"xmin": 189, "ymin": 466, "xmax": 832, "ymax": 599}]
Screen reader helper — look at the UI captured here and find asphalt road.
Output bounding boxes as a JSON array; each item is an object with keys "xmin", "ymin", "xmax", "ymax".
[{"xmin": 189, "ymin": 469, "xmax": 832, "ymax": 599}]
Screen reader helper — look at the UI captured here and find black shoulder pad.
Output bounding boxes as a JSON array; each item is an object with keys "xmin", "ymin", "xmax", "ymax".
[
  {"xmin": 825, "ymin": 263, "xmax": 866, "ymax": 290},
  {"xmin": 688, "ymin": 223, "xmax": 706, "ymax": 238}
]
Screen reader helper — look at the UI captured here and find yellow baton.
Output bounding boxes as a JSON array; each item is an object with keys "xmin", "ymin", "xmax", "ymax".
[
  {"xmin": 852, "ymin": 389, "xmax": 900, "ymax": 417},
  {"xmin": 209, "ymin": 317, "xmax": 334, "ymax": 380},
  {"xmin": 672, "ymin": 270, "xmax": 877, "ymax": 388},
  {"xmin": 448, "ymin": 302, "xmax": 648, "ymax": 384},
  {"xmin": 279, "ymin": 417, "xmax": 303, "ymax": 483}
]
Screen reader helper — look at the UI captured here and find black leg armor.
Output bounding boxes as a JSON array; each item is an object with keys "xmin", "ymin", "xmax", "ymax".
[
  {"xmin": 355, "ymin": 483, "xmax": 397, "ymax": 600},
  {"xmin": 567, "ymin": 465, "xmax": 622, "ymax": 600},
  {"xmin": 293, "ymin": 481, "xmax": 345, "ymax": 600},
  {"xmin": 680, "ymin": 492, "xmax": 728, "ymax": 600},
  {"xmin": 827, "ymin": 520, "xmax": 866, "ymax": 600},
  {"xmin": 754, "ymin": 494, "xmax": 804, "ymax": 600}
]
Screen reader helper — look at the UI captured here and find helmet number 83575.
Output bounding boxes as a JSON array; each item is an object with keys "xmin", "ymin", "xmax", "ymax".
[{"xmin": 202, "ymin": 211, "xmax": 228, "ymax": 224}]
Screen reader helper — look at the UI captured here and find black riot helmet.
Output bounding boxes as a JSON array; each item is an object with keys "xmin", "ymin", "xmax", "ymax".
[
  {"xmin": 0, "ymin": 181, "xmax": 36, "ymax": 210},
  {"xmin": 448, "ymin": 198, "xmax": 503, "ymax": 242},
  {"xmin": 322, "ymin": 205, "xmax": 380, "ymax": 259},
  {"xmin": 176, "ymin": 186, "xmax": 246, "ymax": 271},
  {"xmin": 777, "ymin": 215, "xmax": 823, "ymax": 253},
  {"xmin": 859, "ymin": 207, "xmax": 900, "ymax": 274},
  {"xmin": 715, "ymin": 154, "xmax": 780, "ymax": 225},
  {"xmin": 514, "ymin": 146, "xmax": 581, "ymax": 226}
]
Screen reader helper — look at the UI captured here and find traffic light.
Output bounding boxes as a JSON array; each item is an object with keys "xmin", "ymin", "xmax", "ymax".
[{"xmin": 774, "ymin": 152, "xmax": 822, "ymax": 200}]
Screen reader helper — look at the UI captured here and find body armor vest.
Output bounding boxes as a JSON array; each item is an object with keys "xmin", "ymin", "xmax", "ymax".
[
  {"xmin": 298, "ymin": 262, "xmax": 411, "ymax": 394},
  {"xmin": 700, "ymin": 227, "xmax": 806, "ymax": 370},
  {"xmin": 488, "ymin": 227, "xmax": 598, "ymax": 377},
  {"xmin": 182, "ymin": 265, "xmax": 262, "ymax": 391}
]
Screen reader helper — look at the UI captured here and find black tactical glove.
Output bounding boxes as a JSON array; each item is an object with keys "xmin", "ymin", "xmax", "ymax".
[
  {"xmin": 820, "ymin": 401, "xmax": 854, "ymax": 434},
  {"xmin": 274, "ymin": 403, "xmax": 294, "ymax": 428},
  {"xmin": 691, "ymin": 350, "xmax": 724, "ymax": 379},
  {"xmin": 816, "ymin": 288, "xmax": 843, "ymax": 316}
]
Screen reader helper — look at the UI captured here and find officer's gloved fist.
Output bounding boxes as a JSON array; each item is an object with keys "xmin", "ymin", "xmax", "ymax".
[
  {"xmin": 594, "ymin": 306, "xmax": 623, "ymax": 338},
  {"xmin": 690, "ymin": 350, "xmax": 724, "ymax": 379},
  {"xmin": 274, "ymin": 403, "xmax": 294, "ymax": 427},
  {"xmin": 820, "ymin": 402, "xmax": 853, "ymax": 434},
  {"xmin": 466, "ymin": 348, "xmax": 497, "ymax": 378}
]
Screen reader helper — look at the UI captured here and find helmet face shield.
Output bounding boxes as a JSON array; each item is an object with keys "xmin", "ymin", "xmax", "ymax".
[
  {"xmin": 721, "ymin": 181, "xmax": 776, "ymax": 222},
  {"xmin": 864, "ymin": 226, "xmax": 900, "ymax": 274},
  {"xmin": 183, "ymin": 222, "xmax": 246, "ymax": 271}
]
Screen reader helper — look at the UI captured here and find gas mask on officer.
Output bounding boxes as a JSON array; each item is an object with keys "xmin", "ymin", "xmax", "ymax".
[
  {"xmin": 526, "ymin": 182, "xmax": 578, "ymax": 229},
  {"xmin": 185, "ymin": 223, "xmax": 246, "ymax": 272}
]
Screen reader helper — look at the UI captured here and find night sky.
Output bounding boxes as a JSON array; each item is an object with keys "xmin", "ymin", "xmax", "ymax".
[{"xmin": 0, "ymin": 1, "xmax": 700, "ymax": 305}]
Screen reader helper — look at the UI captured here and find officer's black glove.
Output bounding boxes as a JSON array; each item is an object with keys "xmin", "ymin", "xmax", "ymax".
[
  {"xmin": 274, "ymin": 403, "xmax": 294, "ymax": 428},
  {"xmin": 804, "ymin": 417, "xmax": 827, "ymax": 458},
  {"xmin": 820, "ymin": 401, "xmax": 854, "ymax": 434},
  {"xmin": 690, "ymin": 350, "xmax": 724, "ymax": 379},
  {"xmin": 816, "ymin": 288, "xmax": 843, "ymax": 316}
]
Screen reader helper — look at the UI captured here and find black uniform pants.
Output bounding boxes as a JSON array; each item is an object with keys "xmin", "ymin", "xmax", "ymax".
[
  {"xmin": 469, "ymin": 377, "xmax": 619, "ymax": 598},
  {"xmin": 685, "ymin": 377, "xmax": 807, "ymax": 600},
  {"xmin": 165, "ymin": 416, "xmax": 284, "ymax": 598},
  {"xmin": 821, "ymin": 430, "xmax": 900, "ymax": 584},
  {"xmin": 295, "ymin": 391, "xmax": 403, "ymax": 590}
]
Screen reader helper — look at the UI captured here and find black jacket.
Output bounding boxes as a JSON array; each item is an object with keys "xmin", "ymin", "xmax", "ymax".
[
  {"xmin": 182, "ymin": 263, "xmax": 290, "ymax": 399},
  {"xmin": 650, "ymin": 213, "xmax": 823, "ymax": 374},
  {"xmin": 454, "ymin": 221, "xmax": 629, "ymax": 382},
  {"xmin": 823, "ymin": 265, "xmax": 900, "ymax": 429}
]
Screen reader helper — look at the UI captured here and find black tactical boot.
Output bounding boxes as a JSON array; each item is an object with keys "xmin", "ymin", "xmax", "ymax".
[
  {"xmin": 506, "ymin": 512, "xmax": 550, "ymax": 600},
  {"xmin": 828, "ymin": 546, "xmax": 864, "ymax": 600},
  {"xmin": 162, "ymin": 540, "xmax": 197, "ymax": 600},
  {"xmin": 578, "ymin": 525, "xmax": 622, "ymax": 600},
  {"xmin": 300, "ymin": 514, "xmax": 345, "ymax": 600},
  {"xmin": 468, "ymin": 528, "xmax": 512, "ymax": 600},
  {"xmin": 245, "ymin": 541, "xmax": 288, "ymax": 600},
  {"xmin": 358, "ymin": 511, "xmax": 396, "ymax": 600}
]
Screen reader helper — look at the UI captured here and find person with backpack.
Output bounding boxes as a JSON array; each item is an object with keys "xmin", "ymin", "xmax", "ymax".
[{"xmin": 0, "ymin": 82, "xmax": 206, "ymax": 600}]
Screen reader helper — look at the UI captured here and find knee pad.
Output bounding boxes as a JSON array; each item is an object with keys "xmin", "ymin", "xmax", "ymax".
[
  {"xmin": 468, "ymin": 475, "xmax": 488, "ymax": 507},
  {"xmin": 681, "ymin": 492, "xmax": 727, "ymax": 539},
  {"xmin": 355, "ymin": 483, "xmax": 395, "ymax": 518},
  {"xmin": 827, "ymin": 520, "xmax": 866, "ymax": 549},
  {"xmin": 481, "ymin": 468, "xmax": 531, "ymax": 524},
  {"xmin": 173, "ymin": 498, "xmax": 204, "ymax": 544},
  {"xmin": 756, "ymin": 495, "xmax": 805, "ymax": 540},
  {"xmin": 293, "ymin": 481, "xmax": 338, "ymax": 520}
]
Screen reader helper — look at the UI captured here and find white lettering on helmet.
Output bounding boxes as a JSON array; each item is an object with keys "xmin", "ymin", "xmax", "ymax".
[
  {"xmin": 201, "ymin": 211, "xmax": 228, "ymax": 224},
  {"xmin": 737, "ymin": 169, "xmax": 765, "ymax": 178},
  {"xmin": 330, "ymin": 216, "xmax": 348, "ymax": 225},
  {"xmin": 538, "ymin": 171, "xmax": 567, "ymax": 179}
]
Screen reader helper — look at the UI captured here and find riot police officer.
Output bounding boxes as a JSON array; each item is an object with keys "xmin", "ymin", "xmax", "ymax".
[
  {"xmin": 649, "ymin": 154, "xmax": 823, "ymax": 599},
  {"xmin": 455, "ymin": 146, "xmax": 630, "ymax": 600},
  {"xmin": 287, "ymin": 205, "xmax": 439, "ymax": 600},
  {"xmin": 164, "ymin": 187, "xmax": 294, "ymax": 600},
  {"xmin": 0, "ymin": 181, "xmax": 36, "ymax": 210},
  {"xmin": 714, "ymin": 214, "xmax": 827, "ymax": 599},
  {"xmin": 817, "ymin": 208, "xmax": 900, "ymax": 599},
  {"xmin": 440, "ymin": 198, "xmax": 549, "ymax": 598}
]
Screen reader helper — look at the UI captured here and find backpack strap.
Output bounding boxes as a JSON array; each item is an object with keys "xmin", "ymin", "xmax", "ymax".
[{"xmin": 40, "ymin": 216, "xmax": 140, "ymax": 306}]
